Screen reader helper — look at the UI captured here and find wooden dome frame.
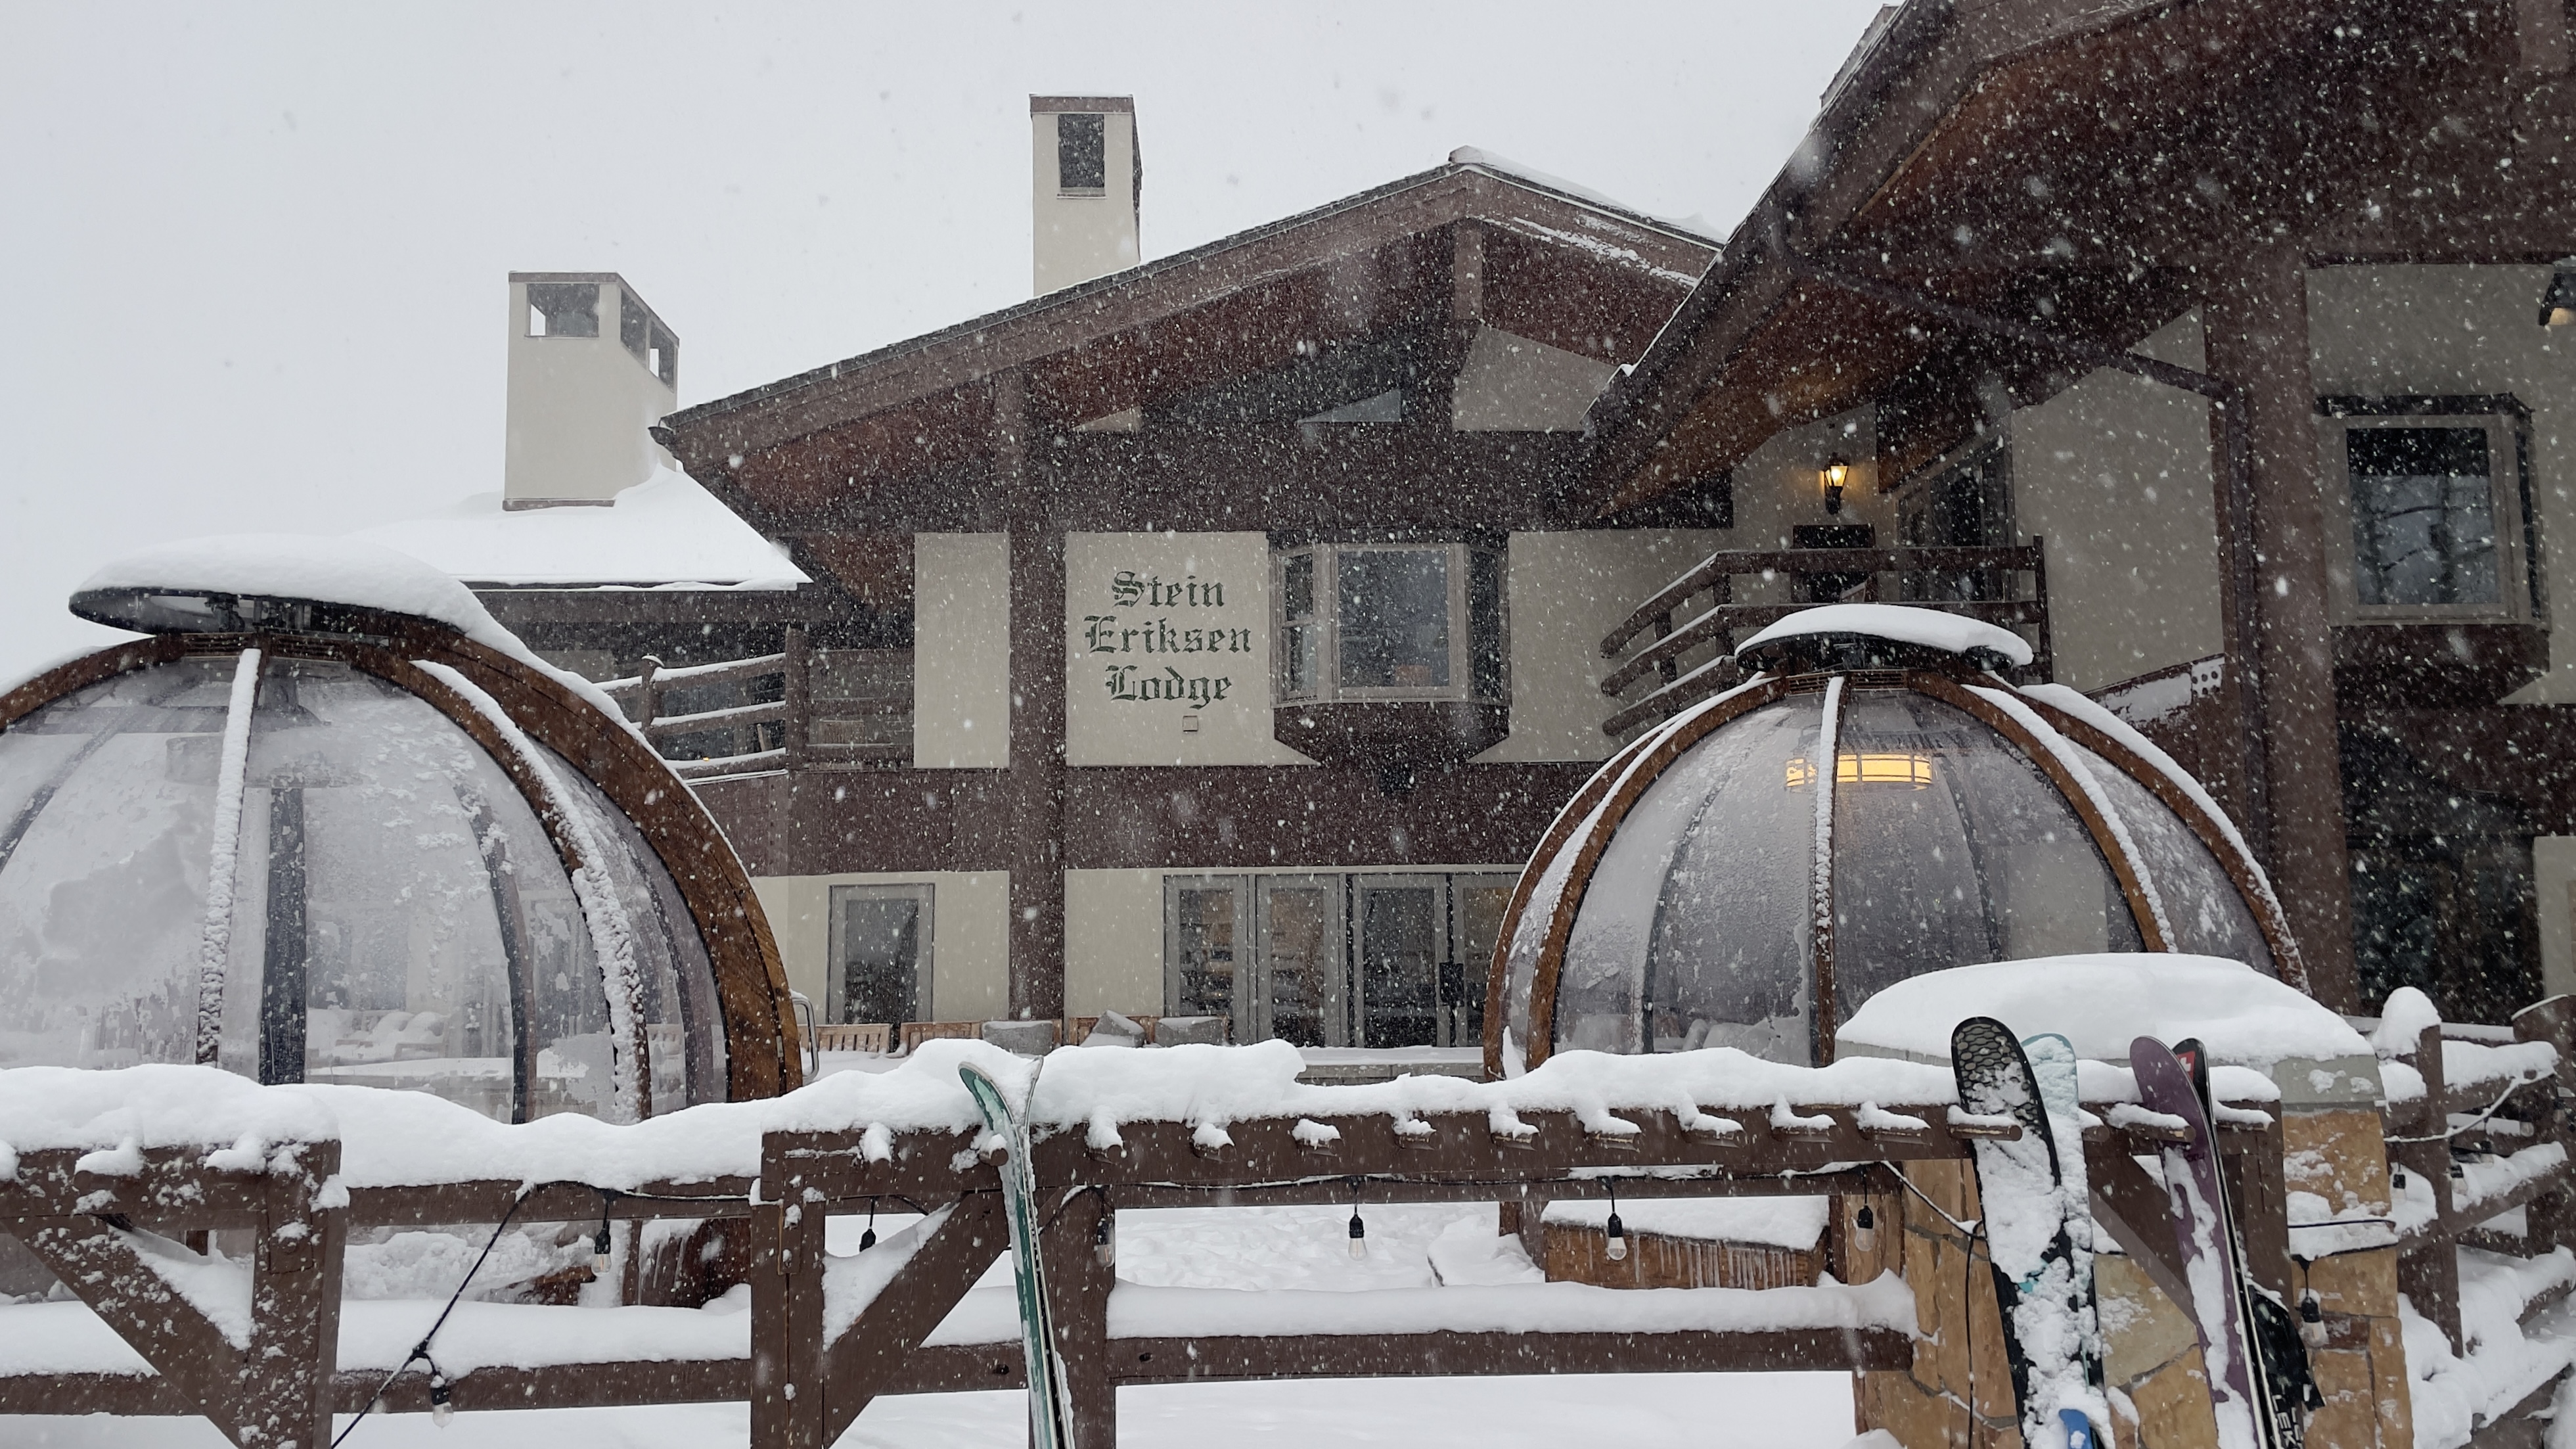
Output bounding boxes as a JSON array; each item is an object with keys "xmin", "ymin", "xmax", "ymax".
[
  {"xmin": 1483, "ymin": 665, "xmax": 2306, "ymax": 1078},
  {"xmin": 0, "ymin": 609, "xmax": 802, "ymax": 1104}
]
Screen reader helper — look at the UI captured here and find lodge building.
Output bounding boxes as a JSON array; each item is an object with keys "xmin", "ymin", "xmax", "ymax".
[{"xmin": 473, "ymin": 0, "xmax": 2576, "ymax": 1046}]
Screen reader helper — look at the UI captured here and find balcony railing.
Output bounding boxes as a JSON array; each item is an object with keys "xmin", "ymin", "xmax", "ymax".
[
  {"xmin": 1598, "ymin": 543, "xmax": 2050, "ymax": 735},
  {"xmin": 598, "ymin": 628, "xmax": 912, "ymax": 780}
]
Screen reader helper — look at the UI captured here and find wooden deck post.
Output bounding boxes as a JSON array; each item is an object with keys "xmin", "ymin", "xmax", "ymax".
[
  {"xmin": 782, "ymin": 627, "xmax": 812, "ymax": 772},
  {"xmin": 1040, "ymin": 1187, "xmax": 1117, "ymax": 1448},
  {"xmin": 749, "ymin": 1132, "xmax": 827, "ymax": 1449}
]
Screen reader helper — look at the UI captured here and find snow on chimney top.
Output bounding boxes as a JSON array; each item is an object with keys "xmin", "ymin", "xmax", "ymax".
[{"xmin": 1029, "ymin": 97, "xmax": 1141, "ymax": 296}]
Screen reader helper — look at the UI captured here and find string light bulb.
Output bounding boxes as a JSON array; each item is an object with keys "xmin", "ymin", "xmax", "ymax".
[
  {"xmin": 1852, "ymin": 1203, "xmax": 1878, "ymax": 1254},
  {"xmin": 1095, "ymin": 1210, "xmax": 1117, "ymax": 1268},
  {"xmin": 1347, "ymin": 1181, "xmax": 1368, "ymax": 1260},
  {"xmin": 429, "ymin": 1371, "xmax": 453, "ymax": 1429},
  {"xmin": 591, "ymin": 1197, "xmax": 616, "ymax": 1279},
  {"xmin": 860, "ymin": 1200, "xmax": 878, "ymax": 1253},
  {"xmin": 1604, "ymin": 1183, "xmax": 1627, "ymax": 1263}
]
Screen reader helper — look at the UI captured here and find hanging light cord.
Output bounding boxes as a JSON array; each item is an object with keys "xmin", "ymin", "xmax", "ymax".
[
  {"xmin": 328, "ymin": 1182, "xmax": 736, "ymax": 1446},
  {"xmin": 330, "ymin": 1187, "xmax": 545, "ymax": 1447}
]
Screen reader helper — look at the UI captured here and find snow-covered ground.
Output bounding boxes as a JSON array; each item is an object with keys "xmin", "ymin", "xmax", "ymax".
[{"xmin": 1, "ymin": 1371, "xmax": 1860, "ymax": 1448}]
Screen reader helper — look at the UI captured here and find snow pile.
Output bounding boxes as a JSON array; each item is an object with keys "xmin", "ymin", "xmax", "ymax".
[
  {"xmin": 0, "ymin": 1026, "xmax": 2312, "ymax": 1199},
  {"xmin": 1838, "ymin": 955, "xmax": 2370, "ymax": 1071},
  {"xmin": 0, "ymin": 1063, "xmax": 334, "ymax": 1163},
  {"xmin": 1105, "ymin": 1272, "xmax": 1915, "ymax": 1340},
  {"xmin": 348, "ymin": 469, "xmax": 807, "ymax": 589},
  {"xmin": 74, "ymin": 534, "xmax": 632, "ymax": 722},
  {"xmin": 1734, "ymin": 603, "xmax": 2035, "ymax": 666},
  {"xmin": 1543, "ymin": 1195, "xmax": 1828, "ymax": 1250}
]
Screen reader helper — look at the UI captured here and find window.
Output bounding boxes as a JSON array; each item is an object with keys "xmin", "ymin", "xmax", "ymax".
[
  {"xmin": 828, "ymin": 883, "xmax": 930, "ymax": 1026},
  {"xmin": 1163, "ymin": 871, "xmax": 1511, "ymax": 1047},
  {"xmin": 1273, "ymin": 540, "xmax": 1506, "ymax": 704},
  {"xmin": 1057, "ymin": 112, "xmax": 1106, "ymax": 192},
  {"xmin": 526, "ymin": 282, "xmax": 599, "ymax": 338},
  {"xmin": 2321, "ymin": 398, "xmax": 2537, "ymax": 621}
]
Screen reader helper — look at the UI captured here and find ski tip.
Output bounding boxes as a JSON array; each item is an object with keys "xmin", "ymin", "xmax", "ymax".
[
  {"xmin": 2058, "ymin": 1407, "xmax": 2097, "ymax": 1449},
  {"xmin": 1950, "ymin": 1015, "xmax": 2014, "ymax": 1053}
]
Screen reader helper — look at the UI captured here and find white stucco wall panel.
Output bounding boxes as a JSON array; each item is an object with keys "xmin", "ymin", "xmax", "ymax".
[
  {"xmin": 2012, "ymin": 313, "xmax": 2228, "ymax": 691},
  {"xmin": 913, "ymin": 533, "xmax": 1012, "ymax": 768},
  {"xmin": 1476, "ymin": 528, "xmax": 1723, "ymax": 762}
]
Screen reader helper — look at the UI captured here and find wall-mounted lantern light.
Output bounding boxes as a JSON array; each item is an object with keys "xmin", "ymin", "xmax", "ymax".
[
  {"xmin": 1821, "ymin": 456, "xmax": 1851, "ymax": 515},
  {"xmin": 2541, "ymin": 260, "xmax": 2576, "ymax": 327}
]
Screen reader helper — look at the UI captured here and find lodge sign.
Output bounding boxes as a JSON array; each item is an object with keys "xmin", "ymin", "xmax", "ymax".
[{"xmin": 1079, "ymin": 568, "xmax": 1252, "ymax": 709}]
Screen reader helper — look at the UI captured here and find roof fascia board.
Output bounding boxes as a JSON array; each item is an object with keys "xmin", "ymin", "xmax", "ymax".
[{"xmin": 667, "ymin": 166, "xmax": 1713, "ymax": 456}]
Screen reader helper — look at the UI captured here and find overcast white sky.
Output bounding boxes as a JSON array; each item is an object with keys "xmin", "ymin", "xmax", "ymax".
[{"xmin": 0, "ymin": 1, "xmax": 1886, "ymax": 679}]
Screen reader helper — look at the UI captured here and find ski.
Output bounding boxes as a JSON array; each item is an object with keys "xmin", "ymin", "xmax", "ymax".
[
  {"xmin": 2130, "ymin": 1036, "xmax": 2306, "ymax": 1449},
  {"xmin": 1950, "ymin": 1018, "xmax": 2106, "ymax": 1449},
  {"xmin": 961, "ymin": 1060, "xmax": 1079, "ymax": 1449}
]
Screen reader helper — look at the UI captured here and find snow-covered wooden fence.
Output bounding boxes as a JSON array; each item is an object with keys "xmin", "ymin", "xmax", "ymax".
[{"xmin": 0, "ymin": 1013, "xmax": 2564, "ymax": 1449}]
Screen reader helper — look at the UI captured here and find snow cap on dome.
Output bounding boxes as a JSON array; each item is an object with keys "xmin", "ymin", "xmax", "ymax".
[
  {"xmin": 1838, "ymin": 954, "xmax": 2369, "ymax": 1070},
  {"xmin": 1734, "ymin": 603, "xmax": 2034, "ymax": 669},
  {"xmin": 70, "ymin": 533, "xmax": 631, "ymax": 723}
]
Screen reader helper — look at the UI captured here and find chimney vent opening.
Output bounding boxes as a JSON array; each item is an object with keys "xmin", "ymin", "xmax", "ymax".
[
  {"xmin": 526, "ymin": 282, "xmax": 600, "ymax": 339},
  {"xmin": 1058, "ymin": 113, "xmax": 1107, "ymax": 194}
]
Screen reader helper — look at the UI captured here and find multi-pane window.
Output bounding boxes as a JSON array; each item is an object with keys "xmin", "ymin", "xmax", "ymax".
[
  {"xmin": 1164, "ymin": 872, "xmax": 1512, "ymax": 1048},
  {"xmin": 1273, "ymin": 541, "xmax": 1506, "ymax": 704},
  {"xmin": 2323, "ymin": 398, "xmax": 2537, "ymax": 621}
]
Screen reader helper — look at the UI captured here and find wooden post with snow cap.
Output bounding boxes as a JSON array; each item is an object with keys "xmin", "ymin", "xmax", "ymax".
[
  {"xmin": 2395, "ymin": 1021, "xmax": 2464, "ymax": 1355},
  {"xmin": 749, "ymin": 1129, "xmax": 828, "ymax": 1449}
]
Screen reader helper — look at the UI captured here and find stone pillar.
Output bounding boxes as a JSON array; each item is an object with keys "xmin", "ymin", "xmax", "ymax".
[{"xmin": 2200, "ymin": 248, "xmax": 2359, "ymax": 1011}]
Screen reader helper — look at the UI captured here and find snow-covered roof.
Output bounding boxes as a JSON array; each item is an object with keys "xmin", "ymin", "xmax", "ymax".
[
  {"xmin": 71, "ymin": 532, "xmax": 630, "ymax": 721},
  {"xmin": 1837, "ymin": 955, "xmax": 2372, "ymax": 1071},
  {"xmin": 1734, "ymin": 603, "xmax": 2035, "ymax": 667},
  {"xmin": 348, "ymin": 468, "xmax": 807, "ymax": 589}
]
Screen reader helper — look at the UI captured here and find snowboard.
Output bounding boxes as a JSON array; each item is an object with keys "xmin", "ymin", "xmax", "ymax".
[
  {"xmin": 1950, "ymin": 1019, "xmax": 2106, "ymax": 1449},
  {"xmin": 961, "ymin": 1060, "xmax": 1080, "ymax": 1449},
  {"xmin": 2130, "ymin": 1036, "xmax": 2306, "ymax": 1449}
]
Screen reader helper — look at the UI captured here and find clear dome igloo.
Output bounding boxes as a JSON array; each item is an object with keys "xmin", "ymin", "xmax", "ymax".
[
  {"xmin": 1487, "ymin": 605, "xmax": 2305, "ymax": 1074},
  {"xmin": 0, "ymin": 536, "xmax": 798, "ymax": 1121}
]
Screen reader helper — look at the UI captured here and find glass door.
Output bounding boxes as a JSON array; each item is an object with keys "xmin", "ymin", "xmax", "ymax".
[
  {"xmin": 1164, "ymin": 877, "xmax": 1250, "ymax": 1027},
  {"xmin": 1255, "ymin": 875, "xmax": 1345, "ymax": 1046},
  {"xmin": 1355, "ymin": 875, "xmax": 1444, "ymax": 1048},
  {"xmin": 1446, "ymin": 874, "xmax": 1516, "ymax": 1049},
  {"xmin": 828, "ymin": 883, "xmax": 931, "ymax": 1026}
]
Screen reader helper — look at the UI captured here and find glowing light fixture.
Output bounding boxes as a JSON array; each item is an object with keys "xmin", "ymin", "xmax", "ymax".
[
  {"xmin": 1820, "ymin": 455, "xmax": 1852, "ymax": 514},
  {"xmin": 1787, "ymin": 752, "xmax": 1936, "ymax": 789}
]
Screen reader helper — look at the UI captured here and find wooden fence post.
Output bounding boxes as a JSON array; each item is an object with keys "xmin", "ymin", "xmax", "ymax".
[
  {"xmin": 251, "ymin": 1139, "xmax": 346, "ymax": 1449},
  {"xmin": 2394, "ymin": 1023, "xmax": 2463, "ymax": 1354},
  {"xmin": 783, "ymin": 628, "xmax": 812, "ymax": 772},
  {"xmin": 1040, "ymin": 1187, "xmax": 1117, "ymax": 1448},
  {"xmin": 749, "ymin": 1133, "xmax": 826, "ymax": 1449},
  {"xmin": 635, "ymin": 657, "xmax": 662, "ymax": 731}
]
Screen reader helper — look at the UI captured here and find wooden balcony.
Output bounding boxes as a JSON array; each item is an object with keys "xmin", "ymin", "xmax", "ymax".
[
  {"xmin": 598, "ymin": 627, "xmax": 911, "ymax": 779},
  {"xmin": 1597, "ymin": 543, "xmax": 2051, "ymax": 735}
]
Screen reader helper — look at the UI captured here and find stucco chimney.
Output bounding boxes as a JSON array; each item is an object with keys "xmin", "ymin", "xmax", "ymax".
[
  {"xmin": 1030, "ymin": 97, "xmax": 1141, "ymax": 296},
  {"xmin": 503, "ymin": 272, "xmax": 679, "ymax": 509}
]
